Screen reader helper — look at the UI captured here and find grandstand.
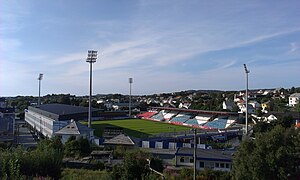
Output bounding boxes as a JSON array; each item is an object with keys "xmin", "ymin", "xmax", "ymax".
[
  {"xmin": 150, "ymin": 111, "xmax": 164, "ymax": 121},
  {"xmin": 138, "ymin": 107, "xmax": 240, "ymax": 130},
  {"xmin": 162, "ymin": 111, "xmax": 177, "ymax": 121},
  {"xmin": 171, "ymin": 112, "xmax": 193, "ymax": 124}
]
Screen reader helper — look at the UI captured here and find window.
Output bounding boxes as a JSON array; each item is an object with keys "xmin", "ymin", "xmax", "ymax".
[
  {"xmin": 190, "ymin": 158, "xmax": 193, "ymax": 163},
  {"xmin": 199, "ymin": 161, "xmax": 204, "ymax": 168},
  {"xmin": 220, "ymin": 163, "xmax": 224, "ymax": 168},
  {"xmin": 226, "ymin": 163, "xmax": 229, "ymax": 169},
  {"xmin": 180, "ymin": 157, "xmax": 184, "ymax": 163},
  {"xmin": 215, "ymin": 163, "xmax": 219, "ymax": 168}
]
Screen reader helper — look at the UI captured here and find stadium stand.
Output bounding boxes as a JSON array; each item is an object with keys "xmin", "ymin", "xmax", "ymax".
[
  {"xmin": 171, "ymin": 113, "xmax": 192, "ymax": 124},
  {"xmin": 163, "ymin": 111, "xmax": 177, "ymax": 121},
  {"xmin": 203, "ymin": 117, "xmax": 228, "ymax": 129},
  {"xmin": 184, "ymin": 118, "xmax": 199, "ymax": 126},
  {"xmin": 194, "ymin": 114, "xmax": 212, "ymax": 125},
  {"xmin": 137, "ymin": 111, "xmax": 157, "ymax": 119},
  {"xmin": 150, "ymin": 111, "xmax": 165, "ymax": 121}
]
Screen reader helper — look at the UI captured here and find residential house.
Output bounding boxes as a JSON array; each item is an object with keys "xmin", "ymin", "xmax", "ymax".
[
  {"xmin": 223, "ymin": 100, "xmax": 235, "ymax": 111},
  {"xmin": 289, "ymin": 93, "xmax": 300, "ymax": 107}
]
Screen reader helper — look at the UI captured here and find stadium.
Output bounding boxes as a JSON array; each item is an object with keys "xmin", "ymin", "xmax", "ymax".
[{"xmin": 138, "ymin": 107, "xmax": 241, "ymax": 130}]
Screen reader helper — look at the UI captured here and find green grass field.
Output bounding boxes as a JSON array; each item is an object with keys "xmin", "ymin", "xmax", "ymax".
[{"xmin": 83, "ymin": 119, "xmax": 190, "ymax": 138}]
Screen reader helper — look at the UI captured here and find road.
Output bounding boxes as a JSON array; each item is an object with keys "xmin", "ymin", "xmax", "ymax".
[{"xmin": 16, "ymin": 125, "xmax": 38, "ymax": 149}]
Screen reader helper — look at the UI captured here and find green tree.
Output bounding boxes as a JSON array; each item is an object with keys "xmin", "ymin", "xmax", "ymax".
[
  {"xmin": 232, "ymin": 125, "xmax": 300, "ymax": 179},
  {"xmin": 122, "ymin": 149, "xmax": 151, "ymax": 180}
]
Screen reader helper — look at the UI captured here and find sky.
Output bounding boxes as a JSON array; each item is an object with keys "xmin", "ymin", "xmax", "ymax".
[{"xmin": 1, "ymin": 0, "xmax": 300, "ymax": 96}]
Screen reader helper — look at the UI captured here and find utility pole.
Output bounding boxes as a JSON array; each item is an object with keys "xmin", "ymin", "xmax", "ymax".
[
  {"xmin": 86, "ymin": 50, "xmax": 97, "ymax": 128},
  {"xmin": 243, "ymin": 64, "xmax": 250, "ymax": 135}
]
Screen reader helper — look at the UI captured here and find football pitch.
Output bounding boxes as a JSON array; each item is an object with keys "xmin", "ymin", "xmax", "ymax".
[{"xmin": 86, "ymin": 119, "xmax": 191, "ymax": 138}]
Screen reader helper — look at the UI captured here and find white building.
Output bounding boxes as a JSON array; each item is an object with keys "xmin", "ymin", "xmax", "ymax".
[
  {"xmin": 55, "ymin": 119, "xmax": 94, "ymax": 144},
  {"xmin": 289, "ymin": 93, "xmax": 300, "ymax": 107},
  {"xmin": 25, "ymin": 104, "xmax": 101, "ymax": 138}
]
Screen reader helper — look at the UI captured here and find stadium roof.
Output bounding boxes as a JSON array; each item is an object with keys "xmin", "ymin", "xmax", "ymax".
[
  {"xmin": 35, "ymin": 103, "xmax": 100, "ymax": 116},
  {"xmin": 152, "ymin": 107, "xmax": 238, "ymax": 116}
]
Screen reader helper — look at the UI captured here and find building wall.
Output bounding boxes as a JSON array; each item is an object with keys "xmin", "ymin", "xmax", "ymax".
[
  {"xmin": 176, "ymin": 155, "xmax": 232, "ymax": 172},
  {"xmin": 25, "ymin": 110, "xmax": 68, "ymax": 138},
  {"xmin": 289, "ymin": 97, "xmax": 299, "ymax": 107}
]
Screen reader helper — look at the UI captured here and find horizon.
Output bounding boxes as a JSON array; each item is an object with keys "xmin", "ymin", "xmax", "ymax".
[
  {"xmin": 2, "ymin": 86, "xmax": 299, "ymax": 98},
  {"xmin": 1, "ymin": 1, "xmax": 300, "ymax": 96}
]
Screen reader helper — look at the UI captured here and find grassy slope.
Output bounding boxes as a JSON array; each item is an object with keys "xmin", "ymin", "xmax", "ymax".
[{"xmin": 84, "ymin": 119, "xmax": 190, "ymax": 138}]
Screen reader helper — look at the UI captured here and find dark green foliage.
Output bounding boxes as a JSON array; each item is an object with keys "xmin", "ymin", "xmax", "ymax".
[
  {"xmin": 122, "ymin": 149, "xmax": 151, "ymax": 180},
  {"xmin": 61, "ymin": 168, "xmax": 111, "ymax": 180},
  {"xmin": 64, "ymin": 136, "xmax": 91, "ymax": 157},
  {"xmin": 150, "ymin": 157, "xmax": 164, "ymax": 172},
  {"xmin": 0, "ymin": 138, "xmax": 63, "ymax": 179},
  {"xmin": 232, "ymin": 126, "xmax": 300, "ymax": 180}
]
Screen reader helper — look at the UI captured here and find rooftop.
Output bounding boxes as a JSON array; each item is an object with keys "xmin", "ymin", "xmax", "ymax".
[
  {"xmin": 35, "ymin": 103, "xmax": 100, "ymax": 116},
  {"xmin": 176, "ymin": 147, "xmax": 234, "ymax": 161},
  {"xmin": 55, "ymin": 120, "xmax": 93, "ymax": 135}
]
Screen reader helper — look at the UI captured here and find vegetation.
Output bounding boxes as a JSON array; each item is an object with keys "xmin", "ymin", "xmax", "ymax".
[
  {"xmin": 61, "ymin": 168, "xmax": 111, "ymax": 180},
  {"xmin": 86, "ymin": 119, "xmax": 190, "ymax": 138},
  {"xmin": 232, "ymin": 125, "xmax": 300, "ymax": 179},
  {"xmin": 0, "ymin": 139, "xmax": 63, "ymax": 179}
]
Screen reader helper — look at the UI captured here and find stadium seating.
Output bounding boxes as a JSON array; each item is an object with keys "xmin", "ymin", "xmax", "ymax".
[
  {"xmin": 163, "ymin": 111, "xmax": 177, "ymax": 121},
  {"xmin": 194, "ymin": 114, "xmax": 212, "ymax": 125},
  {"xmin": 184, "ymin": 118, "xmax": 199, "ymax": 126},
  {"xmin": 203, "ymin": 117, "xmax": 228, "ymax": 129},
  {"xmin": 137, "ymin": 112, "xmax": 157, "ymax": 119},
  {"xmin": 170, "ymin": 113, "xmax": 192, "ymax": 123},
  {"xmin": 150, "ymin": 111, "xmax": 165, "ymax": 121}
]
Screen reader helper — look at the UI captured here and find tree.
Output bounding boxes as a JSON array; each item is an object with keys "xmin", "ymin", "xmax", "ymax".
[
  {"xmin": 122, "ymin": 149, "xmax": 151, "ymax": 180},
  {"xmin": 232, "ymin": 125, "xmax": 300, "ymax": 179}
]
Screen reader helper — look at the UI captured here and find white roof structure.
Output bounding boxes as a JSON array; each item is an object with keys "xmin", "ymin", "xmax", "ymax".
[
  {"xmin": 104, "ymin": 134, "xmax": 135, "ymax": 146},
  {"xmin": 55, "ymin": 120, "xmax": 93, "ymax": 135}
]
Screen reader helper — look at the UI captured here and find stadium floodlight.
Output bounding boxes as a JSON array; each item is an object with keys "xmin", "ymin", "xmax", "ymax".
[
  {"xmin": 86, "ymin": 50, "xmax": 98, "ymax": 128},
  {"xmin": 38, "ymin": 73, "xmax": 43, "ymax": 107},
  {"xmin": 243, "ymin": 64, "xmax": 250, "ymax": 136},
  {"xmin": 129, "ymin": 78, "xmax": 133, "ymax": 117}
]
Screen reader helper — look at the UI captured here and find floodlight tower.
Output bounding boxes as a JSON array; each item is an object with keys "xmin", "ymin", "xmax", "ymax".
[
  {"xmin": 38, "ymin": 73, "xmax": 43, "ymax": 107},
  {"xmin": 129, "ymin": 78, "xmax": 133, "ymax": 117},
  {"xmin": 243, "ymin": 64, "xmax": 250, "ymax": 135},
  {"xmin": 86, "ymin": 50, "xmax": 98, "ymax": 128}
]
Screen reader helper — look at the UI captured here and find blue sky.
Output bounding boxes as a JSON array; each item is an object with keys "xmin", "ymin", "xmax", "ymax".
[{"xmin": 1, "ymin": 0, "xmax": 300, "ymax": 96}]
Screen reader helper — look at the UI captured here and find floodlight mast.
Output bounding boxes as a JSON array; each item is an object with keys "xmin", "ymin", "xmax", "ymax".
[
  {"xmin": 129, "ymin": 78, "xmax": 133, "ymax": 117},
  {"xmin": 38, "ymin": 73, "xmax": 43, "ymax": 107},
  {"xmin": 86, "ymin": 50, "xmax": 98, "ymax": 128},
  {"xmin": 243, "ymin": 64, "xmax": 250, "ymax": 135}
]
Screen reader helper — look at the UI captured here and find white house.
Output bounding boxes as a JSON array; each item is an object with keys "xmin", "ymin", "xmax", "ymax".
[{"xmin": 289, "ymin": 93, "xmax": 300, "ymax": 107}]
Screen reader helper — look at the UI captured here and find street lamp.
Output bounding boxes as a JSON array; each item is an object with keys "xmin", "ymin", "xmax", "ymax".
[
  {"xmin": 243, "ymin": 64, "xmax": 250, "ymax": 135},
  {"xmin": 38, "ymin": 73, "xmax": 43, "ymax": 107},
  {"xmin": 86, "ymin": 50, "xmax": 98, "ymax": 128},
  {"xmin": 129, "ymin": 77, "xmax": 133, "ymax": 117}
]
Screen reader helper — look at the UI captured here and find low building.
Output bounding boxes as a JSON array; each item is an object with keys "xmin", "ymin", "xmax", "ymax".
[
  {"xmin": 0, "ymin": 107, "xmax": 15, "ymax": 142},
  {"xmin": 54, "ymin": 119, "xmax": 94, "ymax": 144},
  {"xmin": 25, "ymin": 103, "xmax": 102, "ymax": 138},
  {"xmin": 289, "ymin": 93, "xmax": 300, "ymax": 107},
  {"xmin": 175, "ymin": 148, "xmax": 234, "ymax": 172}
]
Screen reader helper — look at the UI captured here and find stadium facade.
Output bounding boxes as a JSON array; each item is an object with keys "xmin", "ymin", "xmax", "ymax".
[{"xmin": 25, "ymin": 103, "xmax": 102, "ymax": 138}]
